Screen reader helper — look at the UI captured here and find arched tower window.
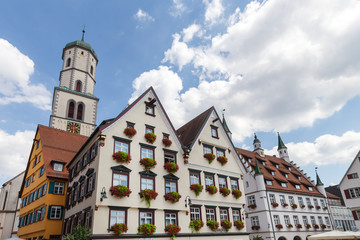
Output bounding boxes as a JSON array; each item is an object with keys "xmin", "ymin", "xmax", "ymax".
[
  {"xmin": 66, "ymin": 58, "xmax": 71, "ymax": 67},
  {"xmin": 90, "ymin": 66, "xmax": 94, "ymax": 75},
  {"xmin": 76, "ymin": 81, "xmax": 82, "ymax": 92},
  {"xmin": 76, "ymin": 103, "xmax": 84, "ymax": 120},
  {"xmin": 67, "ymin": 101, "xmax": 75, "ymax": 119}
]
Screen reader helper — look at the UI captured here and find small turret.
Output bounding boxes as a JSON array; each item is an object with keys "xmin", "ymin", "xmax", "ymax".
[
  {"xmin": 253, "ymin": 133, "xmax": 265, "ymax": 157},
  {"xmin": 254, "ymin": 160, "xmax": 266, "ymax": 191},
  {"xmin": 316, "ymin": 168, "xmax": 326, "ymax": 197},
  {"xmin": 222, "ymin": 111, "xmax": 232, "ymax": 139},
  {"xmin": 277, "ymin": 132, "xmax": 290, "ymax": 162}
]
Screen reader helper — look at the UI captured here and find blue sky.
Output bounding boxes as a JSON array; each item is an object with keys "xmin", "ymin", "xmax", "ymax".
[{"xmin": 1, "ymin": 0, "xmax": 360, "ymax": 187}]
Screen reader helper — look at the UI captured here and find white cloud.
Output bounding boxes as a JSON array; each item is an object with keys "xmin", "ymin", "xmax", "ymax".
[
  {"xmin": 157, "ymin": 0, "xmax": 360, "ymax": 141},
  {"xmin": 0, "ymin": 129, "xmax": 34, "ymax": 184},
  {"xmin": 266, "ymin": 131, "xmax": 360, "ymax": 167},
  {"xmin": 170, "ymin": 0, "xmax": 186, "ymax": 17},
  {"xmin": 182, "ymin": 24, "xmax": 203, "ymax": 42},
  {"xmin": 203, "ymin": 0, "xmax": 224, "ymax": 25},
  {"xmin": 134, "ymin": 9, "xmax": 155, "ymax": 22},
  {"xmin": 0, "ymin": 39, "xmax": 51, "ymax": 110}
]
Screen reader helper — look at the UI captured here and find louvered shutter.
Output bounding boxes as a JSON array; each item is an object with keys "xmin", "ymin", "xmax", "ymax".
[
  {"xmin": 47, "ymin": 206, "xmax": 52, "ymax": 219},
  {"xmin": 352, "ymin": 211, "xmax": 358, "ymax": 220},
  {"xmin": 344, "ymin": 189, "xmax": 350, "ymax": 199},
  {"xmin": 48, "ymin": 182, "xmax": 54, "ymax": 194}
]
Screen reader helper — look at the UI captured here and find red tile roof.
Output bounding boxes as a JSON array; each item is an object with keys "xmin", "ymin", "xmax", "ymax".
[
  {"xmin": 326, "ymin": 191, "xmax": 341, "ymax": 200},
  {"xmin": 236, "ymin": 148, "xmax": 324, "ymax": 197}
]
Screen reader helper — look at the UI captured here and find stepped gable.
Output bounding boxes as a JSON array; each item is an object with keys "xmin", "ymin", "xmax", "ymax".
[
  {"xmin": 237, "ymin": 148, "xmax": 323, "ymax": 196},
  {"xmin": 176, "ymin": 107, "xmax": 214, "ymax": 147}
]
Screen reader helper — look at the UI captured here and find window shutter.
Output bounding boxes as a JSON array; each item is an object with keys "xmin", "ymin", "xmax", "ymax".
[
  {"xmin": 48, "ymin": 182, "xmax": 54, "ymax": 194},
  {"xmin": 89, "ymin": 210, "xmax": 93, "ymax": 228},
  {"xmin": 18, "ymin": 217, "xmax": 21, "ymax": 227},
  {"xmin": 352, "ymin": 211, "xmax": 358, "ymax": 220},
  {"xmin": 60, "ymin": 207, "xmax": 64, "ymax": 219},
  {"xmin": 92, "ymin": 173, "xmax": 96, "ymax": 192},
  {"xmin": 347, "ymin": 174, "xmax": 353, "ymax": 179},
  {"xmin": 344, "ymin": 189, "xmax": 350, "ymax": 199},
  {"xmin": 47, "ymin": 206, "xmax": 52, "ymax": 219},
  {"xmin": 94, "ymin": 141, "xmax": 98, "ymax": 157}
]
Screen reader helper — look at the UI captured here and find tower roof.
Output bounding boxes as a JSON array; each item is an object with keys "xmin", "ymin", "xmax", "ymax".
[
  {"xmin": 254, "ymin": 160, "xmax": 263, "ymax": 175},
  {"xmin": 222, "ymin": 114, "xmax": 232, "ymax": 134},
  {"xmin": 65, "ymin": 40, "xmax": 98, "ymax": 60},
  {"xmin": 316, "ymin": 171, "xmax": 324, "ymax": 186},
  {"xmin": 277, "ymin": 132, "xmax": 287, "ymax": 150},
  {"xmin": 253, "ymin": 133, "xmax": 261, "ymax": 144}
]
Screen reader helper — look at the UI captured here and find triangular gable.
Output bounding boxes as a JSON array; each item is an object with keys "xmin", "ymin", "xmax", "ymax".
[{"xmin": 339, "ymin": 150, "xmax": 360, "ymax": 185}]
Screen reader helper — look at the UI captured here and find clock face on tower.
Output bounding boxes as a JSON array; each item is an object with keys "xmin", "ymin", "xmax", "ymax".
[{"xmin": 67, "ymin": 121, "xmax": 81, "ymax": 134}]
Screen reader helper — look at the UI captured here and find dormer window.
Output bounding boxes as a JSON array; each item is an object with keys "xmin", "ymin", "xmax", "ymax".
[
  {"xmin": 271, "ymin": 171, "xmax": 275, "ymax": 176},
  {"xmin": 53, "ymin": 162, "xmax": 64, "ymax": 172},
  {"xmin": 266, "ymin": 180, "xmax": 273, "ymax": 186},
  {"xmin": 284, "ymin": 173, "xmax": 289, "ymax": 178},
  {"xmin": 287, "ymin": 167, "xmax": 291, "ymax": 171},
  {"xmin": 298, "ymin": 176, "xmax": 301, "ymax": 181},
  {"xmin": 308, "ymin": 187, "xmax": 314, "ymax": 191},
  {"xmin": 275, "ymin": 164, "xmax": 279, "ymax": 169},
  {"xmin": 295, "ymin": 185, "xmax": 301, "ymax": 190},
  {"xmin": 261, "ymin": 161, "xmax": 266, "ymax": 166},
  {"xmin": 281, "ymin": 182, "xmax": 287, "ymax": 188},
  {"xmin": 210, "ymin": 125, "xmax": 218, "ymax": 138}
]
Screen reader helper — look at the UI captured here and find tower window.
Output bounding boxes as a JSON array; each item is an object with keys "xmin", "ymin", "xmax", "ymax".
[
  {"xmin": 77, "ymin": 103, "xmax": 84, "ymax": 121},
  {"xmin": 76, "ymin": 81, "xmax": 82, "ymax": 92},
  {"xmin": 67, "ymin": 101, "xmax": 75, "ymax": 119},
  {"xmin": 90, "ymin": 66, "xmax": 94, "ymax": 75},
  {"xmin": 66, "ymin": 58, "xmax": 71, "ymax": 67}
]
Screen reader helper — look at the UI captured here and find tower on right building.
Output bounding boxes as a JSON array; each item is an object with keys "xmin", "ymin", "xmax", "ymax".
[{"xmin": 237, "ymin": 133, "xmax": 333, "ymax": 240}]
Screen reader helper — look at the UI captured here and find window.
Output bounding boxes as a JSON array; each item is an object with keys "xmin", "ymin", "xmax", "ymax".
[
  {"xmin": 141, "ymin": 147, "xmax": 154, "ymax": 159},
  {"xmin": 271, "ymin": 171, "xmax": 275, "ymax": 176},
  {"xmin": 76, "ymin": 103, "xmax": 84, "ymax": 120},
  {"xmin": 348, "ymin": 188, "xmax": 360, "ymax": 198},
  {"xmin": 233, "ymin": 209, "xmax": 241, "ymax": 221},
  {"xmin": 165, "ymin": 180, "xmax": 177, "ymax": 193},
  {"xmin": 306, "ymin": 198, "xmax": 311, "ymax": 206},
  {"xmin": 113, "ymin": 172, "xmax": 128, "ymax": 187},
  {"xmin": 145, "ymin": 104, "xmax": 154, "ymax": 116},
  {"xmin": 251, "ymin": 216, "xmax": 259, "ymax": 226},
  {"xmin": 308, "ymin": 186, "xmax": 314, "ymax": 191},
  {"xmin": 288, "ymin": 196, "xmax": 294, "ymax": 205},
  {"xmin": 205, "ymin": 174, "xmax": 214, "ymax": 187},
  {"xmin": 67, "ymin": 101, "xmax": 75, "ymax": 119},
  {"xmin": 287, "ymin": 166, "xmax": 291, "ymax": 171},
  {"xmin": 114, "ymin": 140, "xmax": 129, "ymax": 154},
  {"xmin": 79, "ymin": 181, "xmax": 86, "ymax": 198},
  {"xmin": 219, "ymin": 208, "xmax": 229, "ymax": 221},
  {"xmin": 218, "ymin": 176, "xmax": 227, "ymax": 188},
  {"xmin": 203, "ymin": 145, "xmax": 213, "ymax": 154},
  {"xmin": 284, "ymin": 215, "xmax": 290, "ymax": 225},
  {"xmin": 36, "ymin": 140, "xmax": 40, "ymax": 149},
  {"xmin": 211, "ymin": 126, "xmax": 218, "ymax": 138},
  {"xmin": 297, "ymin": 176, "xmax": 301, "ymax": 181},
  {"xmin": 145, "ymin": 125, "xmax": 154, "ymax": 134},
  {"xmin": 165, "ymin": 212, "xmax": 177, "ymax": 226},
  {"xmin": 293, "ymin": 215, "xmax": 299, "ymax": 225},
  {"xmin": 284, "ymin": 173, "xmax": 289, "ymax": 178},
  {"xmin": 325, "ymin": 217, "xmax": 330, "ymax": 226},
  {"xmin": 230, "ymin": 179, "xmax": 239, "ymax": 190},
  {"xmin": 75, "ymin": 81, "xmax": 82, "ymax": 92},
  {"xmin": 310, "ymin": 216, "xmax": 316, "ymax": 224},
  {"xmin": 274, "ymin": 215, "xmax": 280, "ymax": 225},
  {"xmin": 49, "ymin": 206, "xmax": 62, "ymax": 219},
  {"xmin": 206, "ymin": 207, "xmax": 216, "ymax": 221},
  {"xmin": 189, "ymin": 171, "xmax": 200, "ymax": 185},
  {"xmin": 90, "ymin": 66, "xmax": 94, "ymax": 75},
  {"xmin": 275, "ymin": 164, "xmax": 279, "ymax": 169},
  {"xmin": 32, "ymin": 174, "xmax": 35, "ymax": 182},
  {"xmin": 139, "ymin": 211, "xmax": 153, "ymax": 225},
  {"xmin": 281, "ymin": 182, "xmax": 287, "ymax": 188},
  {"xmin": 279, "ymin": 195, "xmax": 285, "ymax": 204},
  {"xmin": 54, "ymin": 182, "xmax": 64, "ymax": 194},
  {"xmin": 110, "ymin": 209, "xmax": 126, "ymax": 226},
  {"xmin": 216, "ymin": 149, "xmax": 225, "ymax": 158},
  {"xmin": 266, "ymin": 180, "xmax": 273, "ymax": 186},
  {"xmin": 190, "ymin": 207, "xmax": 201, "ymax": 220},
  {"xmin": 53, "ymin": 163, "xmax": 64, "ymax": 172},
  {"xmin": 347, "ymin": 173, "xmax": 359, "ymax": 179},
  {"xmin": 141, "ymin": 176, "xmax": 154, "ymax": 190},
  {"xmin": 302, "ymin": 216, "xmax": 308, "ymax": 225},
  {"xmin": 298, "ymin": 197, "xmax": 304, "ymax": 206},
  {"xmin": 66, "ymin": 58, "xmax": 71, "ymax": 67},
  {"xmin": 318, "ymin": 216, "xmax": 323, "ymax": 225},
  {"xmin": 314, "ymin": 199, "xmax": 319, "ymax": 207},
  {"xmin": 248, "ymin": 195, "xmax": 256, "ymax": 205},
  {"xmin": 269, "ymin": 194, "xmax": 276, "ymax": 203},
  {"xmin": 320, "ymin": 199, "xmax": 325, "ymax": 208},
  {"xmin": 38, "ymin": 166, "xmax": 45, "ymax": 178},
  {"xmin": 164, "ymin": 152, "xmax": 176, "ymax": 164},
  {"xmin": 295, "ymin": 185, "xmax": 301, "ymax": 189}
]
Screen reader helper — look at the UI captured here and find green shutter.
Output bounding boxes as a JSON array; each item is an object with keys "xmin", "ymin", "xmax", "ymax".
[
  {"xmin": 47, "ymin": 205, "xmax": 52, "ymax": 219},
  {"xmin": 92, "ymin": 173, "xmax": 96, "ymax": 192},
  {"xmin": 48, "ymin": 182, "xmax": 54, "ymax": 194},
  {"xmin": 60, "ymin": 206, "xmax": 64, "ymax": 219}
]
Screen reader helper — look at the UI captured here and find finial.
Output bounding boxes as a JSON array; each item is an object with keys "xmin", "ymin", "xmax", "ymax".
[
  {"xmin": 81, "ymin": 26, "xmax": 86, "ymax": 41},
  {"xmin": 222, "ymin": 109, "xmax": 225, "ymax": 117}
]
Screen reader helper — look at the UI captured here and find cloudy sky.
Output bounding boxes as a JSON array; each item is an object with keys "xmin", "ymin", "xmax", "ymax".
[{"xmin": 1, "ymin": 0, "xmax": 360, "ymax": 186}]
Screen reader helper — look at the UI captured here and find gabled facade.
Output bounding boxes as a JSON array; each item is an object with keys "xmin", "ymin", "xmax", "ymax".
[
  {"xmin": 238, "ymin": 134, "xmax": 332, "ymax": 240},
  {"xmin": 176, "ymin": 107, "xmax": 249, "ymax": 239},
  {"xmin": 339, "ymin": 150, "xmax": 360, "ymax": 229},
  {"xmin": 0, "ymin": 171, "xmax": 24, "ymax": 238},
  {"xmin": 17, "ymin": 125, "xmax": 87, "ymax": 240}
]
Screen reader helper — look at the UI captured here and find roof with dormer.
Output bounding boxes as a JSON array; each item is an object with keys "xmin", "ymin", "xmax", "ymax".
[{"xmin": 236, "ymin": 148, "xmax": 324, "ymax": 196}]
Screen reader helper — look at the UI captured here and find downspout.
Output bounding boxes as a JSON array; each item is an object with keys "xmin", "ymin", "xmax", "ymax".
[{"xmin": 265, "ymin": 189, "xmax": 276, "ymax": 240}]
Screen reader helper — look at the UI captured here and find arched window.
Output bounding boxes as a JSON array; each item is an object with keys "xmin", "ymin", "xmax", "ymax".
[
  {"xmin": 77, "ymin": 103, "xmax": 84, "ymax": 120},
  {"xmin": 90, "ymin": 66, "xmax": 94, "ymax": 75},
  {"xmin": 76, "ymin": 81, "xmax": 82, "ymax": 92},
  {"xmin": 67, "ymin": 101, "xmax": 75, "ymax": 119},
  {"xmin": 66, "ymin": 58, "xmax": 71, "ymax": 67}
]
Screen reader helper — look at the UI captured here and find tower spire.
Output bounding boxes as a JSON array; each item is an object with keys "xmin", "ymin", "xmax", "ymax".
[
  {"xmin": 315, "ymin": 167, "xmax": 324, "ymax": 186},
  {"xmin": 254, "ymin": 160, "xmax": 263, "ymax": 175},
  {"xmin": 277, "ymin": 132, "xmax": 290, "ymax": 162},
  {"xmin": 277, "ymin": 132, "xmax": 287, "ymax": 150},
  {"xmin": 81, "ymin": 26, "xmax": 85, "ymax": 41},
  {"xmin": 221, "ymin": 109, "xmax": 232, "ymax": 139}
]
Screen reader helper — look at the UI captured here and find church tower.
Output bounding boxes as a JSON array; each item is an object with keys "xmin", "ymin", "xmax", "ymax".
[
  {"xmin": 253, "ymin": 133, "xmax": 265, "ymax": 157},
  {"xmin": 49, "ymin": 30, "xmax": 99, "ymax": 136}
]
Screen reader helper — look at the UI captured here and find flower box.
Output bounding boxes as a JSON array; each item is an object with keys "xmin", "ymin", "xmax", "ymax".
[
  {"xmin": 232, "ymin": 189, "xmax": 242, "ymax": 199},
  {"xmin": 189, "ymin": 220, "xmax": 204, "ymax": 233},
  {"xmin": 252, "ymin": 225, "xmax": 260, "ymax": 230},
  {"xmin": 165, "ymin": 224, "xmax": 181, "ymax": 240},
  {"xmin": 291, "ymin": 203, "xmax": 298, "ymax": 209},
  {"xmin": 276, "ymin": 224, "xmax": 283, "ymax": 230},
  {"xmin": 305, "ymin": 224, "xmax": 311, "ymax": 229},
  {"xmin": 287, "ymin": 224, "xmax": 293, "ymax": 228},
  {"xmin": 313, "ymin": 224, "xmax": 319, "ymax": 229},
  {"xmin": 162, "ymin": 138, "xmax": 172, "ymax": 147},
  {"xmin": 248, "ymin": 204, "xmax": 257, "ymax": 209},
  {"xmin": 271, "ymin": 202, "xmax": 279, "ymax": 208},
  {"xmin": 139, "ymin": 189, "xmax": 158, "ymax": 208},
  {"xmin": 204, "ymin": 153, "xmax": 215, "ymax": 163},
  {"xmin": 308, "ymin": 205, "xmax": 314, "ymax": 209},
  {"xmin": 144, "ymin": 133, "xmax": 157, "ymax": 144},
  {"xmin": 206, "ymin": 220, "xmax": 219, "ymax": 231},
  {"xmin": 282, "ymin": 203, "xmax": 289, "ymax": 207},
  {"xmin": 124, "ymin": 127, "xmax": 136, "ymax": 138},
  {"xmin": 323, "ymin": 206, "xmax": 328, "ymax": 210},
  {"xmin": 138, "ymin": 223, "xmax": 156, "ymax": 236},
  {"xmin": 112, "ymin": 151, "xmax": 131, "ymax": 163},
  {"xmin": 315, "ymin": 205, "xmax": 321, "ymax": 210},
  {"xmin": 109, "ymin": 185, "xmax": 132, "ymax": 198},
  {"xmin": 320, "ymin": 224, "xmax": 326, "ymax": 230},
  {"xmin": 206, "ymin": 185, "xmax": 218, "ymax": 195},
  {"xmin": 111, "ymin": 223, "xmax": 128, "ymax": 235},
  {"xmin": 221, "ymin": 220, "xmax": 232, "ymax": 232},
  {"xmin": 190, "ymin": 184, "xmax": 203, "ymax": 196},
  {"xmin": 217, "ymin": 156, "xmax": 228, "ymax": 166},
  {"xmin": 296, "ymin": 224, "xmax": 302, "ymax": 229},
  {"xmin": 300, "ymin": 204, "xmax": 305, "ymax": 208},
  {"xmin": 164, "ymin": 192, "xmax": 181, "ymax": 203},
  {"xmin": 140, "ymin": 158, "xmax": 157, "ymax": 169},
  {"xmin": 220, "ymin": 187, "xmax": 230, "ymax": 197},
  {"xmin": 234, "ymin": 220, "xmax": 244, "ymax": 230},
  {"xmin": 164, "ymin": 162, "xmax": 179, "ymax": 174}
]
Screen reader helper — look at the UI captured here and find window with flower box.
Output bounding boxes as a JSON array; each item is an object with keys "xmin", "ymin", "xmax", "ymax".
[
  {"xmin": 164, "ymin": 150, "xmax": 176, "ymax": 164},
  {"xmin": 206, "ymin": 207, "xmax": 216, "ymax": 221},
  {"xmin": 114, "ymin": 138, "xmax": 130, "ymax": 154},
  {"xmin": 113, "ymin": 172, "xmax": 129, "ymax": 187},
  {"xmin": 165, "ymin": 211, "xmax": 178, "ymax": 226},
  {"xmin": 302, "ymin": 216, "xmax": 308, "ymax": 225},
  {"xmin": 190, "ymin": 206, "xmax": 201, "ymax": 220},
  {"xmin": 289, "ymin": 196, "xmax": 295, "ymax": 205},
  {"xmin": 251, "ymin": 216, "xmax": 259, "ymax": 226},
  {"xmin": 248, "ymin": 195, "xmax": 256, "ymax": 205},
  {"xmin": 211, "ymin": 125, "xmax": 219, "ymax": 138},
  {"xmin": 293, "ymin": 216, "xmax": 299, "ymax": 225},
  {"xmin": 314, "ymin": 199, "xmax": 319, "ymax": 207},
  {"xmin": 203, "ymin": 145, "xmax": 213, "ymax": 154},
  {"xmin": 220, "ymin": 208, "xmax": 229, "ymax": 221},
  {"xmin": 145, "ymin": 125, "xmax": 155, "ymax": 134},
  {"xmin": 205, "ymin": 173, "xmax": 215, "ymax": 187},
  {"xmin": 310, "ymin": 216, "xmax": 316, "ymax": 224},
  {"xmin": 279, "ymin": 195, "xmax": 286, "ymax": 205},
  {"xmin": 306, "ymin": 198, "xmax": 311, "ymax": 206},
  {"xmin": 298, "ymin": 197, "xmax": 304, "ymax": 206},
  {"xmin": 141, "ymin": 146, "xmax": 154, "ymax": 159},
  {"xmin": 269, "ymin": 194, "xmax": 276, "ymax": 203},
  {"xmin": 139, "ymin": 210, "xmax": 154, "ymax": 225},
  {"xmin": 141, "ymin": 176, "xmax": 155, "ymax": 191},
  {"xmin": 165, "ymin": 179, "xmax": 177, "ymax": 193},
  {"xmin": 216, "ymin": 148, "xmax": 225, "ymax": 157},
  {"xmin": 318, "ymin": 216, "xmax": 323, "ymax": 225},
  {"xmin": 284, "ymin": 215, "xmax": 290, "ymax": 225},
  {"xmin": 325, "ymin": 217, "xmax": 330, "ymax": 227},
  {"xmin": 189, "ymin": 170, "xmax": 201, "ymax": 185},
  {"xmin": 230, "ymin": 178, "xmax": 239, "ymax": 190},
  {"xmin": 110, "ymin": 208, "xmax": 127, "ymax": 227},
  {"xmin": 233, "ymin": 209, "xmax": 241, "ymax": 221},
  {"xmin": 218, "ymin": 176, "xmax": 227, "ymax": 188},
  {"xmin": 274, "ymin": 215, "xmax": 280, "ymax": 225}
]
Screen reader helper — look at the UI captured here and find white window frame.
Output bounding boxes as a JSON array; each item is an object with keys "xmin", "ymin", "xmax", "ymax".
[
  {"xmin": 54, "ymin": 182, "xmax": 64, "ymax": 195},
  {"xmin": 110, "ymin": 209, "xmax": 125, "ymax": 226}
]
